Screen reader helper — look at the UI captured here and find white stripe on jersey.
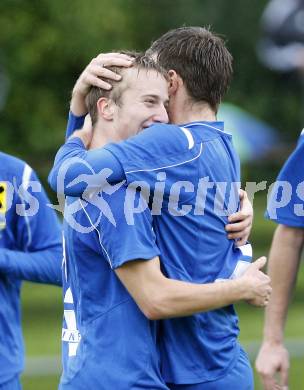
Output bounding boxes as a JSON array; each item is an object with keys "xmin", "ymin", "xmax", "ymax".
[
  {"xmin": 21, "ymin": 164, "xmax": 33, "ymax": 249},
  {"xmin": 180, "ymin": 127, "xmax": 195, "ymax": 149}
]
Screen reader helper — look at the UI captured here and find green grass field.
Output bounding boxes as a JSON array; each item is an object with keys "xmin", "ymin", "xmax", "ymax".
[{"xmin": 20, "ymin": 193, "xmax": 304, "ymax": 389}]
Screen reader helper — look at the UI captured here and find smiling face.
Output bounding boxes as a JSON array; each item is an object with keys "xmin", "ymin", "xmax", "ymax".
[{"xmin": 112, "ymin": 67, "xmax": 169, "ymax": 140}]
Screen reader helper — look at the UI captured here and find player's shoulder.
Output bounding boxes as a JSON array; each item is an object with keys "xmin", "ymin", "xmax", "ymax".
[
  {"xmin": 104, "ymin": 123, "xmax": 203, "ymax": 171},
  {"xmin": 296, "ymin": 128, "xmax": 304, "ymax": 148},
  {"xmin": 279, "ymin": 129, "xmax": 304, "ymax": 175},
  {"xmin": 0, "ymin": 152, "xmax": 35, "ymax": 181},
  {"xmin": 130, "ymin": 123, "xmax": 196, "ymax": 155}
]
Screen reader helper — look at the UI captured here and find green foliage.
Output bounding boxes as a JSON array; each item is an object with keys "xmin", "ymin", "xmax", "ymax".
[{"xmin": 0, "ymin": 0, "xmax": 302, "ymax": 187}]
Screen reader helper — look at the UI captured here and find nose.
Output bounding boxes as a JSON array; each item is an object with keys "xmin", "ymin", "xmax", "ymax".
[{"xmin": 153, "ymin": 104, "xmax": 169, "ymax": 124}]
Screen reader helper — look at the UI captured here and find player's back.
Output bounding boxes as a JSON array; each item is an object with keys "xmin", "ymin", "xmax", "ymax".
[{"xmin": 156, "ymin": 123, "xmax": 246, "ymax": 383}]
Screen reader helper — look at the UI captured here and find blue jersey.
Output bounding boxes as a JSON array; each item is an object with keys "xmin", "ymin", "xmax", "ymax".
[
  {"xmin": 50, "ymin": 115, "xmax": 251, "ymax": 384},
  {"xmin": 60, "ymin": 188, "xmax": 168, "ymax": 389},
  {"xmin": 266, "ymin": 130, "xmax": 304, "ymax": 227},
  {"xmin": 0, "ymin": 152, "xmax": 62, "ymax": 384},
  {"xmin": 104, "ymin": 122, "xmax": 249, "ymax": 384}
]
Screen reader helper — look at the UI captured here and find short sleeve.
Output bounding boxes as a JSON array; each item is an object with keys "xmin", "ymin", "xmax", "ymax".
[
  {"xmin": 266, "ymin": 132, "xmax": 304, "ymax": 227},
  {"xmin": 93, "ymin": 185, "xmax": 160, "ymax": 269}
]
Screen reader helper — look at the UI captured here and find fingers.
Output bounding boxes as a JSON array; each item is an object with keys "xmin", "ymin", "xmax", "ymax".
[
  {"xmin": 88, "ymin": 64, "xmax": 122, "ymax": 81},
  {"xmin": 263, "ymin": 297, "xmax": 270, "ymax": 307},
  {"xmin": 79, "ymin": 54, "xmax": 133, "ymax": 92},
  {"xmin": 94, "ymin": 52, "xmax": 134, "ymax": 68},
  {"xmin": 82, "ymin": 73, "xmax": 112, "ymax": 90},
  {"xmin": 82, "ymin": 65, "xmax": 121, "ymax": 90},
  {"xmin": 227, "ymin": 210, "xmax": 251, "ymax": 224},
  {"xmin": 253, "ymin": 256, "xmax": 267, "ymax": 270},
  {"xmin": 96, "ymin": 52, "xmax": 134, "ymax": 61},
  {"xmin": 256, "ymin": 358, "xmax": 279, "ymax": 390},
  {"xmin": 234, "ymin": 237, "xmax": 247, "ymax": 247},
  {"xmin": 261, "ymin": 375, "xmax": 280, "ymax": 390},
  {"xmin": 239, "ymin": 188, "xmax": 246, "ymax": 199},
  {"xmin": 261, "ymin": 283, "xmax": 272, "ymax": 307},
  {"xmin": 280, "ymin": 360, "xmax": 289, "ymax": 388},
  {"xmin": 226, "ymin": 225, "xmax": 250, "ymax": 242},
  {"xmin": 226, "ymin": 217, "xmax": 250, "ymax": 232},
  {"xmin": 226, "ymin": 212, "xmax": 251, "ymax": 244}
]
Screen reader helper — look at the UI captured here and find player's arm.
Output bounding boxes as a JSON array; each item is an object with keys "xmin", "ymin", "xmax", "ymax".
[
  {"xmin": 0, "ymin": 247, "xmax": 62, "ymax": 286},
  {"xmin": 49, "ymin": 125, "xmax": 253, "ymax": 245},
  {"xmin": 115, "ymin": 255, "xmax": 271, "ymax": 320},
  {"xmin": 48, "ymin": 134, "xmax": 125, "ymax": 196},
  {"xmin": 97, "ymin": 186, "xmax": 270, "ymax": 319},
  {"xmin": 255, "ymin": 224, "xmax": 304, "ymax": 390},
  {"xmin": 0, "ymin": 167, "xmax": 62, "ymax": 286},
  {"xmin": 98, "ymin": 186, "xmax": 271, "ymax": 320}
]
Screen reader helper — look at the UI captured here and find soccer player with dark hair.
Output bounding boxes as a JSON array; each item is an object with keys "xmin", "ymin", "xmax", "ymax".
[{"xmin": 50, "ymin": 29, "xmax": 269, "ymax": 389}]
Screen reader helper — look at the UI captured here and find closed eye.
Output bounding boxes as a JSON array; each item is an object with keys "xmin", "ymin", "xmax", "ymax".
[{"xmin": 145, "ymin": 99, "xmax": 156, "ymax": 104}]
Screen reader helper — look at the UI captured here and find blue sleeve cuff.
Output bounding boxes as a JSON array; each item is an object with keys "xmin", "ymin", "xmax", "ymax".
[
  {"xmin": 65, "ymin": 136, "xmax": 86, "ymax": 148},
  {"xmin": 66, "ymin": 111, "xmax": 86, "ymax": 139},
  {"xmin": 265, "ymin": 211, "xmax": 304, "ymax": 228},
  {"xmin": 111, "ymin": 249, "xmax": 161, "ymax": 269}
]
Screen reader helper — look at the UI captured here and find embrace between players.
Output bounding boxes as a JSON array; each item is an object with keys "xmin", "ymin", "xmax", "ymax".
[{"xmin": 49, "ymin": 27, "xmax": 272, "ymax": 390}]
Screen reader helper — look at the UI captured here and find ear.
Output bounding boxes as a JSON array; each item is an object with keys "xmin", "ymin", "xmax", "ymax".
[
  {"xmin": 167, "ymin": 69, "xmax": 182, "ymax": 96},
  {"xmin": 96, "ymin": 97, "xmax": 115, "ymax": 121}
]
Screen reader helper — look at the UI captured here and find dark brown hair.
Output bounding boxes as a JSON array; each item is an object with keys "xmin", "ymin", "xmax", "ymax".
[
  {"xmin": 147, "ymin": 26, "xmax": 233, "ymax": 111},
  {"xmin": 86, "ymin": 52, "xmax": 168, "ymax": 126}
]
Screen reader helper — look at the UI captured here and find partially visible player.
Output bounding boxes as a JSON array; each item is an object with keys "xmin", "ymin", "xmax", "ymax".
[
  {"xmin": 0, "ymin": 152, "xmax": 62, "ymax": 389},
  {"xmin": 255, "ymin": 130, "xmax": 304, "ymax": 390},
  {"xmin": 57, "ymin": 53, "xmax": 271, "ymax": 390}
]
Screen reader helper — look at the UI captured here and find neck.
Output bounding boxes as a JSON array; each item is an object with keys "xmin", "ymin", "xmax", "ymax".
[
  {"xmin": 169, "ymin": 88, "xmax": 217, "ymax": 124},
  {"xmin": 171, "ymin": 104, "xmax": 217, "ymax": 124},
  {"xmin": 89, "ymin": 122, "xmax": 119, "ymax": 150}
]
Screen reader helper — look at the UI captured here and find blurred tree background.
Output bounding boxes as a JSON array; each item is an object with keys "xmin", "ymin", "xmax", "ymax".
[
  {"xmin": 0, "ymin": 0, "xmax": 303, "ymax": 389},
  {"xmin": 0, "ymin": 0, "xmax": 302, "ymax": 186}
]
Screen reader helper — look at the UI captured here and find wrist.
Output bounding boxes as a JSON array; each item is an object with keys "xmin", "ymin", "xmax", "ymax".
[
  {"xmin": 263, "ymin": 330, "xmax": 284, "ymax": 345},
  {"xmin": 70, "ymin": 100, "xmax": 87, "ymax": 117},
  {"xmin": 261, "ymin": 338, "xmax": 285, "ymax": 349},
  {"xmin": 224, "ymin": 278, "xmax": 247, "ymax": 302},
  {"xmin": 233, "ymin": 277, "xmax": 250, "ymax": 301},
  {"xmin": 72, "ymin": 85, "xmax": 86, "ymax": 98}
]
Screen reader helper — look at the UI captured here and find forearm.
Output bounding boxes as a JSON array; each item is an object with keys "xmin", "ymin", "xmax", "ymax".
[
  {"xmin": 150, "ymin": 277, "xmax": 246, "ymax": 319},
  {"xmin": 0, "ymin": 246, "xmax": 62, "ymax": 286},
  {"xmin": 49, "ymin": 138, "xmax": 125, "ymax": 196},
  {"xmin": 116, "ymin": 258, "xmax": 248, "ymax": 320},
  {"xmin": 263, "ymin": 224, "xmax": 304, "ymax": 343},
  {"xmin": 70, "ymin": 91, "xmax": 87, "ymax": 118}
]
